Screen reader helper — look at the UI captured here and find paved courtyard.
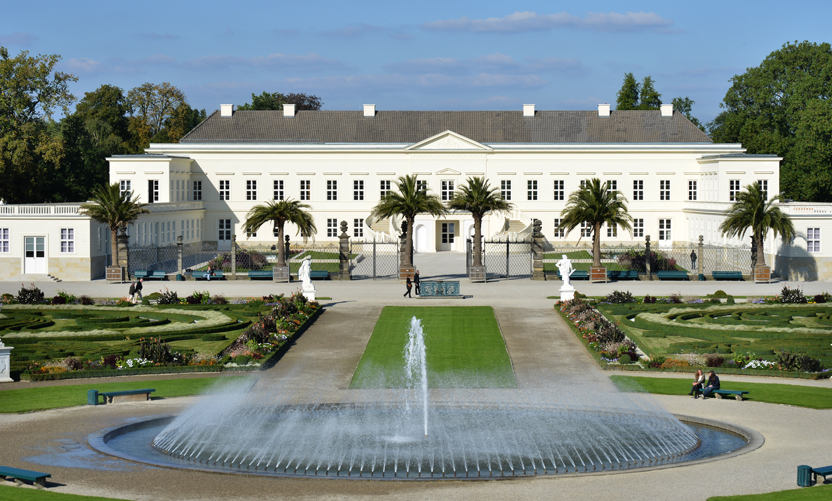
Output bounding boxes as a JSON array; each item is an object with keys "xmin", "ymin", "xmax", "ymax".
[{"xmin": 1, "ymin": 253, "xmax": 831, "ymax": 500}]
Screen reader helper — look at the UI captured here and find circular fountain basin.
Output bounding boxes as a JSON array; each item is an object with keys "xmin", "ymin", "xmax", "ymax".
[{"xmin": 90, "ymin": 404, "xmax": 761, "ymax": 480}]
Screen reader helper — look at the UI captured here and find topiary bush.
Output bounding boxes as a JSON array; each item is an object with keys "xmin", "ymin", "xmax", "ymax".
[
  {"xmin": 17, "ymin": 283, "xmax": 45, "ymax": 304},
  {"xmin": 234, "ymin": 355, "xmax": 251, "ymax": 365},
  {"xmin": 618, "ymin": 354, "xmax": 632, "ymax": 364},
  {"xmin": 711, "ymin": 290, "xmax": 729, "ymax": 298},
  {"xmin": 604, "ymin": 290, "xmax": 635, "ymax": 304}
]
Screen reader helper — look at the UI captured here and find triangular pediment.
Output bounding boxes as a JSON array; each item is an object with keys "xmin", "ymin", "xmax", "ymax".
[
  {"xmin": 435, "ymin": 168, "xmax": 462, "ymax": 175},
  {"xmin": 405, "ymin": 130, "xmax": 492, "ymax": 151}
]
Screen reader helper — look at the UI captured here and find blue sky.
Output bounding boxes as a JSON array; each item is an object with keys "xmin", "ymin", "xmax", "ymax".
[{"xmin": 2, "ymin": 1, "xmax": 829, "ymax": 125}]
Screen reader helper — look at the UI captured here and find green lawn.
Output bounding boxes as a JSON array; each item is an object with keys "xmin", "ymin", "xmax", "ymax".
[
  {"xmin": 350, "ymin": 306, "xmax": 516, "ymax": 389},
  {"xmin": 611, "ymin": 375, "xmax": 832, "ymax": 409},
  {"xmin": 0, "ymin": 487, "xmax": 127, "ymax": 501},
  {"xmin": 709, "ymin": 485, "xmax": 832, "ymax": 500},
  {"xmin": 0, "ymin": 376, "xmax": 248, "ymax": 413}
]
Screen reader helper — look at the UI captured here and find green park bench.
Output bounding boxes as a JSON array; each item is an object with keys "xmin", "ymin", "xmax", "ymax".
[
  {"xmin": 709, "ymin": 389, "xmax": 749, "ymax": 401},
  {"xmin": 812, "ymin": 465, "xmax": 832, "ymax": 483},
  {"xmin": 134, "ymin": 270, "xmax": 167, "ymax": 280},
  {"xmin": 0, "ymin": 466, "xmax": 51, "ymax": 488},
  {"xmin": 309, "ymin": 270, "xmax": 330, "ymax": 280},
  {"xmin": 87, "ymin": 388, "xmax": 155, "ymax": 405},
  {"xmin": 712, "ymin": 271, "xmax": 744, "ymax": 281},
  {"xmin": 607, "ymin": 270, "xmax": 639, "ymax": 281},
  {"xmin": 556, "ymin": 270, "xmax": 589, "ymax": 280},
  {"xmin": 656, "ymin": 271, "xmax": 690, "ymax": 281},
  {"xmin": 248, "ymin": 270, "xmax": 273, "ymax": 280},
  {"xmin": 194, "ymin": 270, "xmax": 225, "ymax": 280}
]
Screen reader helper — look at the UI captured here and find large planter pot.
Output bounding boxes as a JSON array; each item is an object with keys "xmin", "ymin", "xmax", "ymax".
[
  {"xmin": 469, "ymin": 265, "xmax": 486, "ymax": 283},
  {"xmin": 590, "ymin": 266, "xmax": 607, "ymax": 283},
  {"xmin": 754, "ymin": 265, "xmax": 771, "ymax": 283},
  {"xmin": 399, "ymin": 267, "xmax": 415, "ymax": 281},
  {"xmin": 106, "ymin": 266, "xmax": 126, "ymax": 283}
]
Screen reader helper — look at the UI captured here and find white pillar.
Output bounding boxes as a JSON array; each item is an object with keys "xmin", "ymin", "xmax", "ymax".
[{"xmin": 0, "ymin": 339, "xmax": 13, "ymax": 383}]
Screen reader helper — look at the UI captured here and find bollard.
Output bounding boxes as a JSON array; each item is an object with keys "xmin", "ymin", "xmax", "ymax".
[
  {"xmin": 797, "ymin": 465, "xmax": 814, "ymax": 487},
  {"xmin": 87, "ymin": 389, "xmax": 99, "ymax": 406}
]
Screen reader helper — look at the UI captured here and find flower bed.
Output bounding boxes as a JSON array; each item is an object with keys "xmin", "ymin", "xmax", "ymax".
[{"xmin": 20, "ymin": 365, "xmax": 224, "ymax": 381}]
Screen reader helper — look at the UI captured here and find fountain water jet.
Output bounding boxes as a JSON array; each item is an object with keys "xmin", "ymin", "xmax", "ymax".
[{"xmin": 403, "ymin": 317, "xmax": 428, "ymax": 438}]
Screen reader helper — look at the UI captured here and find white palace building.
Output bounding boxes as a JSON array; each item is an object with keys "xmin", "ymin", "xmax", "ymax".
[{"xmin": 1, "ymin": 102, "xmax": 831, "ymax": 281}]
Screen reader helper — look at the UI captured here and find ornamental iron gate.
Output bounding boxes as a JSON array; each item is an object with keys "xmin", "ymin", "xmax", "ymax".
[
  {"xmin": 466, "ymin": 239, "xmax": 533, "ymax": 280},
  {"xmin": 350, "ymin": 240, "xmax": 400, "ymax": 279}
]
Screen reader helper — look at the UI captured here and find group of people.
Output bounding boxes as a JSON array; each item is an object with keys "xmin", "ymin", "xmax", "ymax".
[
  {"xmin": 688, "ymin": 369, "xmax": 720, "ymax": 399},
  {"xmin": 403, "ymin": 270, "xmax": 420, "ymax": 298},
  {"xmin": 127, "ymin": 278, "xmax": 144, "ymax": 304}
]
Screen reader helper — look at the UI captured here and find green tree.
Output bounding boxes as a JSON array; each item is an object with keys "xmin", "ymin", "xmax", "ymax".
[
  {"xmin": 447, "ymin": 177, "xmax": 513, "ymax": 267},
  {"xmin": 719, "ymin": 182, "xmax": 795, "ymax": 269},
  {"xmin": 80, "ymin": 183, "xmax": 150, "ymax": 267},
  {"xmin": 237, "ymin": 91, "xmax": 322, "ymax": 111},
  {"xmin": 671, "ymin": 96, "xmax": 705, "ymax": 131},
  {"xmin": 127, "ymin": 82, "xmax": 187, "ymax": 148},
  {"xmin": 637, "ymin": 76, "xmax": 662, "ymax": 110},
  {"xmin": 615, "ymin": 72, "xmax": 640, "ymax": 110},
  {"xmin": 74, "ymin": 84, "xmax": 131, "ymax": 141},
  {"xmin": 0, "ymin": 46, "xmax": 76, "ymax": 203},
  {"xmin": 708, "ymin": 41, "xmax": 832, "ymax": 201},
  {"xmin": 558, "ymin": 178, "xmax": 632, "ymax": 267},
  {"xmin": 242, "ymin": 199, "xmax": 316, "ymax": 267},
  {"xmin": 370, "ymin": 175, "xmax": 446, "ymax": 268},
  {"xmin": 151, "ymin": 103, "xmax": 207, "ymax": 143}
]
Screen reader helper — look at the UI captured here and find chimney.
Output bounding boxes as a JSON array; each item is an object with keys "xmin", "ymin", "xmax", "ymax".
[
  {"xmin": 523, "ymin": 104, "xmax": 535, "ymax": 117},
  {"xmin": 284, "ymin": 104, "xmax": 296, "ymax": 118},
  {"xmin": 220, "ymin": 104, "xmax": 234, "ymax": 117},
  {"xmin": 363, "ymin": 104, "xmax": 376, "ymax": 117},
  {"xmin": 598, "ymin": 103, "xmax": 610, "ymax": 117},
  {"xmin": 660, "ymin": 104, "xmax": 673, "ymax": 117}
]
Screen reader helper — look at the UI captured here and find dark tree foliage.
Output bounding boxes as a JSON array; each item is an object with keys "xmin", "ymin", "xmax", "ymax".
[
  {"xmin": 237, "ymin": 91, "xmax": 322, "ymax": 111},
  {"xmin": 615, "ymin": 72, "xmax": 640, "ymax": 110}
]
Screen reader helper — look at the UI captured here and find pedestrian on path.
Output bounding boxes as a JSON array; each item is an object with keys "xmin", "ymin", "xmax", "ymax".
[
  {"xmin": 404, "ymin": 276, "xmax": 412, "ymax": 298},
  {"xmin": 128, "ymin": 282, "xmax": 137, "ymax": 304},
  {"xmin": 133, "ymin": 278, "xmax": 144, "ymax": 304},
  {"xmin": 414, "ymin": 270, "xmax": 420, "ymax": 295}
]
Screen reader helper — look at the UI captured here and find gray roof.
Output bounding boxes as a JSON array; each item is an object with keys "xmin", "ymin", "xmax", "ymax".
[{"xmin": 180, "ymin": 110, "xmax": 712, "ymax": 144}]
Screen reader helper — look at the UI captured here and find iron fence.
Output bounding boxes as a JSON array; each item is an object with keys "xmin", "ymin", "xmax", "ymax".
[
  {"xmin": 350, "ymin": 240, "xmax": 400, "ymax": 279},
  {"xmin": 467, "ymin": 239, "xmax": 533, "ymax": 279}
]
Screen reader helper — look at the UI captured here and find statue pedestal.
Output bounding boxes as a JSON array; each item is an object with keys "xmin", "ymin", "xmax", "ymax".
[
  {"xmin": 0, "ymin": 342, "xmax": 13, "ymax": 383},
  {"xmin": 302, "ymin": 285, "xmax": 316, "ymax": 302},
  {"xmin": 559, "ymin": 284, "xmax": 576, "ymax": 302}
]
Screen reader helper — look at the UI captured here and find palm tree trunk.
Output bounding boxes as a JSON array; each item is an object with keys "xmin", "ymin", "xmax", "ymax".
[
  {"xmin": 276, "ymin": 221, "xmax": 286, "ymax": 267},
  {"xmin": 405, "ymin": 216, "xmax": 415, "ymax": 268},
  {"xmin": 110, "ymin": 227, "xmax": 119, "ymax": 268},
  {"xmin": 592, "ymin": 223, "xmax": 602, "ymax": 267},
  {"xmin": 473, "ymin": 215, "xmax": 483, "ymax": 267},
  {"xmin": 756, "ymin": 231, "xmax": 767, "ymax": 268}
]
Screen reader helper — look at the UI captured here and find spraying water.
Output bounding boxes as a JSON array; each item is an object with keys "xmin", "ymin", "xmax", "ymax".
[{"xmin": 403, "ymin": 317, "xmax": 428, "ymax": 437}]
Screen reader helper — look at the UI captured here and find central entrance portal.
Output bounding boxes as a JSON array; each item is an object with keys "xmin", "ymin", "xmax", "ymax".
[
  {"xmin": 24, "ymin": 236, "xmax": 46, "ymax": 274},
  {"xmin": 440, "ymin": 222, "xmax": 455, "ymax": 251}
]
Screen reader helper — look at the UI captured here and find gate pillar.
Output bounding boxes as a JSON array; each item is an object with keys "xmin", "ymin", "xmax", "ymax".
[{"xmin": 531, "ymin": 219, "xmax": 545, "ymax": 281}]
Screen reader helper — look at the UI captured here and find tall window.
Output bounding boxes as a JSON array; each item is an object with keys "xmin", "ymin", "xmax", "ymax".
[
  {"xmin": 273, "ymin": 180, "xmax": 284, "ymax": 200},
  {"xmin": 219, "ymin": 180, "xmax": 230, "ymax": 201},
  {"xmin": 553, "ymin": 219, "xmax": 564, "ymax": 238},
  {"xmin": 441, "ymin": 180, "xmax": 454, "ymax": 201},
  {"xmin": 246, "ymin": 180, "xmax": 257, "ymax": 201},
  {"xmin": 327, "ymin": 218, "xmax": 337, "ymax": 237},
  {"xmin": 729, "ymin": 180, "xmax": 740, "ymax": 201},
  {"xmin": 605, "ymin": 179, "xmax": 618, "ymax": 194},
  {"xmin": 501, "ymin": 180, "xmax": 512, "ymax": 200},
  {"xmin": 300, "ymin": 180, "xmax": 311, "ymax": 201},
  {"xmin": 554, "ymin": 180, "xmax": 565, "ymax": 200},
  {"xmin": 527, "ymin": 180, "xmax": 538, "ymax": 200},
  {"xmin": 0, "ymin": 228, "xmax": 8, "ymax": 252},
  {"xmin": 660, "ymin": 180, "xmax": 671, "ymax": 201},
  {"xmin": 380, "ymin": 180, "xmax": 391, "ymax": 198},
  {"xmin": 659, "ymin": 219, "xmax": 672, "ymax": 241},
  {"xmin": 416, "ymin": 180, "xmax": 427, "ymax": 192},
  {"xmin": 218, "ymin": 219, "xmax": 231, "ymax": 241},
  {"xmin": 246, "ymin": 228, "xmax": 257, "ymax": 238},
  {"xmin": 353, "ymin": 180, "xmax": 364, "ymax": 201},
  {"xmin": 580, "ymin": 179, "xmax": 587, "ymax": 189},
  {"xmin": 633, "ymin": 180, "xmax": 644, "ymax": 201},
  {"xmin": 633, "ymin": 218, "xmax": 644, "ymax": 238},
  {"xmin": 808, "ymin": 228, "xmax": 821, "ymax": 253},
  {"xmin": 327, "ymin": 180, "xmax": 338, "ymax": 201},
  {"xmin": 193, "ymin": 181, "xmax": 202, "ymax": 201},
  {"xmin": 119, "ymin": 180, "xmax": 131, "ymax": 196},
  {"xmin": 688, "ymin": 180, "xmax": 697, "ymax": 201},
  {"xmin": 580, "ymin": 221, "xmax": 591, "ymax": 238},
  {"xmin": 354, "ymin": 218, "xmax": 364, "ymax": 237},
  {"xmin": 148, "ymin": 180, "xmax": 159, "ymax": 203},
  {"xmin": 757, "ymin": 179, "xmax": 769, "ymax": 200},
  {"xmin": 607, "ymin": 223, "xmax": 617, "ymax": 238},
  {"xmin": 60, "ymin": 228, "xmax": 74, "ymax": 252}
]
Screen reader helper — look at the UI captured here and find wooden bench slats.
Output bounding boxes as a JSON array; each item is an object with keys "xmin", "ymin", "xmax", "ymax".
[
  {"xmin": 101, "ymin": 389, "xmax": 156, "ymax": 397},
  {"xmin": 0, "ymin": 465, "xmax": 51, "ymax": 487}
]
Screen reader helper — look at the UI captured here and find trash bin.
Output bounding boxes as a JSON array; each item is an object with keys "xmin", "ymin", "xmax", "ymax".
[
  {"xmin": 87, "ymin": 389, "xmax": 99, "ymax": 406},
  {"xmin": 798, "ymin": 465, "xmax": 814, "ymax": 487}
]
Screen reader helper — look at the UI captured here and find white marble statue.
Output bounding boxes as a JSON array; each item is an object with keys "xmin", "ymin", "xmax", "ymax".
[
  {"xmin": 556, "ymin": 254, "xmax": 577, "ymax": 301},
  {"xmin": 298, "ymin": 256, "xmax": 316, "ymax": 300}
]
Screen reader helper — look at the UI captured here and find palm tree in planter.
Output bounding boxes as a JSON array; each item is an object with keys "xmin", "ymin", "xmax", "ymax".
[
  {"xmin": 80, "ymin": 182, "xmax": 149, "ymax": 270},
  {"xmin": 559, "ymin": 178, "xmax": 632, "ymax": 282},
  {"xmin": 370, "ymin": 174, "xmax": 446, "ymax": 273},
  {"xmin": 243, "ymin": 199, "xmax": 316, "ymax": 272},
  {"xmin": 719, "ymin": 182, "xmax": 794, "ymax": 281},
  {"xmin": 447, "ymin": 177, "xmax": 513, "ymax": 275}
]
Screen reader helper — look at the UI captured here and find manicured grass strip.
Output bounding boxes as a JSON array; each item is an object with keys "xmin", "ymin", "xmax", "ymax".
[
  {"xmin": 0, "ymin": 376, "xmax": 248, "ymax": 414},
  {"xmin": 351, "ymin": 306, "xmax": 516, "ymax": 389},
  {"xmin": 611, "ymin": 375, "xmax": 832, "ymax": 409},
  {"xmin": 0, "ymin": 486, "xmax": 128, "ymax": 501},
  {"xmin": 708, "ymin": 485, "xmax": 832, "ymax": 500}
]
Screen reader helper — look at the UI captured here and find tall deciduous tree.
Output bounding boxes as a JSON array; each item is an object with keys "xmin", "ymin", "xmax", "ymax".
[
  {"xmin": 80, "ymin": 183, "xmax": 150, "ymax": 267},
  {"xmin": 127, "ymin": 82, "xmax": 187, "ymax": 147},
  {"xmin": 242, "ymin": 199, "xmax": 316, "ymax": 267},
  {"xmin": 447, "ymin": 177, "xmax": 513, "ymax": 267},
  {"xmin": 558, "ymin": 178, "xmax": 632, "ymax": 268},
  {"xmin": 0, "ymin": 46, "xmax": 76, "ymax": 203},
  {"xmin": 709, "ymin": 41, "xmax": 832, "ymax": 202},
  {"xmin": 719, "ymin": 182, "xmax": 795, "ymax": 269},
  {"xmin": 671, "ymin": 96, "xmax": 705, "ymax": 131}
]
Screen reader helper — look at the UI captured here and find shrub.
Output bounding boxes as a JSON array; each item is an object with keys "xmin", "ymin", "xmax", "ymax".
[
  {"xmin": 56, "ymin": 289, "xmax": 77, "ymax": 304},
  {"xmin": 1, "ymin": 292, "xmax": 16, "ymax": 303},
  {"xmin": 668, "ymin": 293, "xmax": 683, "ymax": 304},
  {"xmin": 707, "ymin": 298, "xmax": 721, "ymax": 304},
  {"xmin": 64, "ymin": 357, "xmax": 83, "ymax": 371},
  {"xmin": 604, "ymin": 290, "xmax": 635, "ymax": 304},
  {"xmin": 116, "ymin": 298, "xmax": 132, "ymax": 307},
  {"xmin": 704, "ymin": 354, "xmax": 725, "ymax": 368},
  {"xmin": 647, "ymin": 355, "xmax": 666, "ymax": 368},
  {"xmin": 234, "ymin": 355, "xmax": 251, "ymax": 365},
  {"xmin": 814, "ymin": 294, "xmax": 827, "ymax": 304},
  {"xmin": 209, "ymin": 249, "xmax": 269, "ymax": 272},
  {"xmin": 139, "ymin": 337, "xmax": 174, "ymax": 364},
  {"xmin": 726, "ymin": 297, "xmax": 735, "ymax": 304},
  {"xmin": 780, "ymin": 286, "xmax": 807, "ymax": 304},
  {"xmin": 775, "ymin": 350, "xmax": 824, "ymax": 372},
  {"xmin": 643, "ymin": 295, "xmax": 657, "ymax": 304},
  {"xmin": 51, "ymin": 295, "xmax": 67, "ymax": 305},
  {"xmin": 660, "ymin": 358, "xmax": 690, "ymax": 369},
  {"xmin": 186, "ymin": 294, "xmax": 202, "ymax": 305},
  {"xmin": 710, "ymin": 290, "xmax": 729, "ymax": 298},
  {"xmin": 17, "ymin": 283, "xmax": 45, "ymax": 304},
  {"xmin": 79, "ymin": 295, "xmax": 95, "ymax": 305},
  {"xmin": 211, "ymin": 295, "xmax": 228, "ymax": 305},
  {"xmin": 617, "ymin": 249, "xmax": 678, "ymax": 272},
  {"xmin": 156, "ymin": 289, "xmax": 179, "ymax": 305},
  {"xmin": 618, "ymin": 354, "xmax": 632, "ymax": 364}
]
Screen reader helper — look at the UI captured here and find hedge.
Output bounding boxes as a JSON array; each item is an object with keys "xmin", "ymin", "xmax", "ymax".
[{"xmin": 20, "ymin": 365, "xmax": 224, "ymax": 381}]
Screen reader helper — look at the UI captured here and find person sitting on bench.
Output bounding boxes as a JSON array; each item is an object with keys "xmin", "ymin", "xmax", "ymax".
[
  {"xmin": 688, "ymin": 369, "xmax": 705, "ymax": 398},
  {"xmin": 204, "ymin": 265, "xmax": 214, "ymax": 281},
  {"xmin": 701, "ymin": 371, "xmax": 720, "ymax": 399}
]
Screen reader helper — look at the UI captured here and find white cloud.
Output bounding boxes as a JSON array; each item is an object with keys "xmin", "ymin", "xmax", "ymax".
[
  {"xmin": 0, "ymin": 32, "xmax": 38, "ymax": 45},
  {"xmin": 422, "ymin": 11, "xmax": 673, "ymax": 33},
  {"xmin": 63, "ymin": 58, "xmax": 106, "ymax": 74}
]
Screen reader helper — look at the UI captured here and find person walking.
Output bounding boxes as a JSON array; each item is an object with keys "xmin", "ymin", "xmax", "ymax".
[
  {"xmin": 690, "ymin": 250, "xmax": 697, "ymax": 270},
  {"xmin": 403, "ymin": 276, "xmax": 413, "ymax": 298},
  {"xmin": 414, "ymin": 270, "xmax": 421, "ymax": 295},
  {"xmin": 133, "ymin": 278, "xmax": 144, "ymax": 304},
  {"xmin": 701, "ymin": 371, "xmax": 720, "ymax": 399},
  {"xmin": 128, "ymin": 281, "xmax": 137, "ymax": 304},
  {"xmin": 688, "ymin": 369, "xmax": 705, "ymax": 398}
]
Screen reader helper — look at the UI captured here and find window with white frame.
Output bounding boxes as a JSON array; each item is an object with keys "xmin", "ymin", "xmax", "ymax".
[
  {"xmin": 808, "ymin": 228, "xmax": 821, "ymax": 253},
  {"xmin": 273, "ymin": 179, "xmax": 284, "ymax": 200},
  {"xmin": 633, "ymin": 218, "xmax": 644, "ymax": 238},
  {"xmin": 607, "ymin": 223, "xmax": 618, "ymax": 238},
  {"xmin": 0, "ymin": 228, "xmax": 8, "ymax": 252},
  {"xmin": 554, "ymin": 180, "xmax": 564, "ymax": 200},
  {"xmin": 633, "ymin": 180, "xmax": 644, "ymax": 201},
  {"xmin": 553, "ymin": 219, "xmax": 565, "ymax": 238},
  {"xmin": 327, "ymin": 180, "xmax": 337, "ymax": 201},
  {"xmin": 688, "ymin": 180, "xmax": 697, "ymax": 201},
  {"xmin": 327, "ymin": 218, "xmax": 337, "ymax": 238},
  {"xmin": 246, "ymin": 227, "xmax": 257, "ymax": 238},
  {"xmin": 659, "ymin": 219, "xmax": 672, "ymax": 241},
  {"xmin": 120, "ymin": 180, "xmax": 131, "ymax": 197},
  {"xmin": 246, "ymin": 180, "xmax": 257, "ymax": 201},
  {"xmin": 606, "ymin": 179, "xmax": 618, "ymax": 194},
  {"xmin": 416, "ymin": 180, "xmax": 427, "ymax": 192},
  {"xmin": 380, "ymin": 180, "xmax": 391, "ymax": 198},
  {"xmin": 660, "ymin": 180, "xmax": 671, "ymax": 201},
  {"xmin": 580, "ymin": 221, "xmax": 591, "ymax": 238},
  {"xmin": 527, "ymin": 180, "xmax": 538, "ymax": 200},
  {"xmin": 354, "ymin": 180, "xmax": 364, "ymax": 201},
  {"xmin": 300, "ymin": 180, "xmax": 310, "ymax": 201},
  {"xmin": 354, "ymin": 218, "xmax": 364, "ymax": 238},
  {"xmin": 758, "ymin": 179, "xmax": 768, "ymax": 200},
  {"xmin": 580, "ymin": 179, "xmax": 587, "ymax": 189},
  {"xmin": 148, "ymin": 180, "xmax": 159, "ymax": 203},
  {"xmin": 441, "ymin": 180, "xmax": 454, "ymax": 201},
  {"xmin": 729, "ymin": 179, "xmax": 740, "ymax": 201},
  {"xmin": 61, "ymin": 228, "xmax": 74, "ymax": 252},
  {"xmin": 218, "ymin": 219, "xmax": 231, "ymax": 241},
  {"xmin": 193, "ymin": 180, "xmax": 202, "ymax": 201},
  {"xmin": 501, "ymin": 180, "xmax": 511, "ymax": 200},
  {"xmin": 219, "ymin": 180, "xmax": 230, "ymax": 201}
]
